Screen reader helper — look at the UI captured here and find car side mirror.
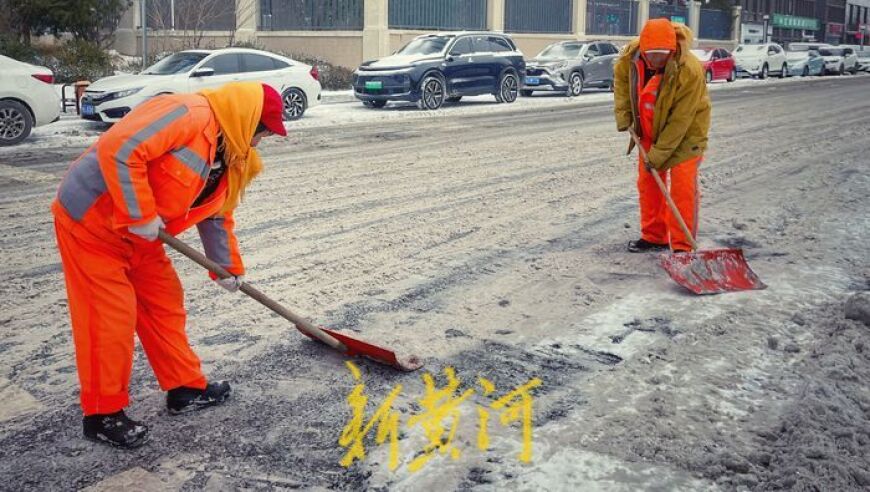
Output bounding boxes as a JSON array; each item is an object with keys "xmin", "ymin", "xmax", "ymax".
[
  {"xmin": 585, "ymin": 53, "xmax": 594, "ymax": 60},
  {"xmin": 191, "ymin": 67, "xmax": 215, "ymax": 78}
]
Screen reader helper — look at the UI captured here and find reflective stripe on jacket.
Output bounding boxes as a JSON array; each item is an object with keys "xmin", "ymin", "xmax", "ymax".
[{"xmin": 51, "ymin": 93, "xmax": 246, "ymax": 276}]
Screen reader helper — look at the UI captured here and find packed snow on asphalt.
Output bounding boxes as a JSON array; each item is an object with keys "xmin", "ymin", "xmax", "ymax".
[{"xmin": 0, "ymin": 75, "xmax": 868, "ymax": 491}]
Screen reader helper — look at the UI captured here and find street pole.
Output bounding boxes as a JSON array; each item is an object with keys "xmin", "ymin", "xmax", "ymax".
[
  {"xmin": 762, "ymin": 14, "xmax": 770, "ymax": 44},
  {"xmin": 141, "ymin": 0, "xmax": 148, "ymax": 70}
]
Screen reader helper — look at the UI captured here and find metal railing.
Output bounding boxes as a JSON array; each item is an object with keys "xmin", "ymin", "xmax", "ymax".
[
  {"xmin": 505, "ymin": 0, "xmax": 572, "ymax": 33},
  {"xmin": 586, "ymin": 0, "xmax": 639, "ymax": 36},
  {"xmin": 699, "ymin": 9, "xmax": 732, "ymax": 40},
  {"xmin": 259, "ymin": 0, "xmax": 363, "ymax": 30},
  {"xmin": 648, "ymin": 1, "xmax": 689, "ymax": 25},
  {"xmin": 146, "ymin": 0, "xmax": 236, "ymax": 31},
  {"xmin": 388, "ymin": 0, "xmax": 487, "ymax": 30}
]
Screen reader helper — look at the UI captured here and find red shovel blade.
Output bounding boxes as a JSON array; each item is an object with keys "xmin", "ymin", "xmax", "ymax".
[
  {"xmin": 296, "ymin": 326, "xmax": 424, "ymax": 372},
  {"xmin": 659, "ymin": 248, "xmax": 766, "ymax": 295}
]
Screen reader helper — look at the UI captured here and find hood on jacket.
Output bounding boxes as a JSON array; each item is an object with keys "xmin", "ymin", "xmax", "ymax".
[
  {"xmin": 200, "ymin": 82, "xmax": 264, "ymax": 213},
  {"xmin": 622, "ymin": 22, "xmax": 696, "ymax": 65}
]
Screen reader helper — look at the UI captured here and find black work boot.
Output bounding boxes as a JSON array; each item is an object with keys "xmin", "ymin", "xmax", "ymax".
[
  {"xmin": 166, "ymin": 381, "xmax": 232, "ymax": 415},
  {"xmin": 83, "ymin": 410, "xmax": 149, "ymax": 449},
  {"xmin": 627, "ymin": 238, "xmax": 669, "ymax": 253}
]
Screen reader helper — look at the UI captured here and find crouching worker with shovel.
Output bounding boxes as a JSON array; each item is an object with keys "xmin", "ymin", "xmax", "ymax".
[
  {"xmin": 51, "ymin": 82, "xmax": 286, "ymax": 448},
  {"xmin": 613, "ymin": 19, "xmax": 711, "ymax": 253}
]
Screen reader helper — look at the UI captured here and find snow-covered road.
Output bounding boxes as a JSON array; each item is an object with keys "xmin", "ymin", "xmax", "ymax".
[{"xmin": 0, "ymin": 74, "xmax": 868, "ymax": 491}]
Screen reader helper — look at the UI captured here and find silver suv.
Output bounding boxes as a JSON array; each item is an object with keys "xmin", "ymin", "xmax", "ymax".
[{"xmin": 522, "ymin": 41, "xmax": 620, "ymax": 97}]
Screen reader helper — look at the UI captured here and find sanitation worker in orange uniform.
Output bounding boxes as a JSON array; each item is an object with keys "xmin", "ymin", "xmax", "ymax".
[
  {"xmin": 52, "ymin": 82, "xmax": 286, "ymax": 448},
  {"xmin": 614, "ymin": 19, "xmax": 711, "ymax": 253}
]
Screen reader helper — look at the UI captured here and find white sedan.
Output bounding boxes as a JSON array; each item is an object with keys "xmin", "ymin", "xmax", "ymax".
[
  {"xmin": 0, "ymin": 55, "xmax": 61, "ymax": 146},
  {"xmin": 81, "ymin": 48, "xmax": 322, "ymax": 123}
]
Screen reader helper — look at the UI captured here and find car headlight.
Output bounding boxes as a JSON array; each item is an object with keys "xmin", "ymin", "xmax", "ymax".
[
  {"xmin": 111, "ymin": 87, "xmax": 143, "ymax": 99},
  {"xmin": 551, "ymin": 62, "xmax": 568, "ymax": 71}
]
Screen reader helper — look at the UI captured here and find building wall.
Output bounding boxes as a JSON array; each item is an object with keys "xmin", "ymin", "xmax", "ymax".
[
  {"xmin": 258, "ymin": 32, "xmax": 364, "ymax": 68},
  {"xmin": 115, "ymin": 0, "xmax": 741, "ymax": 70}
]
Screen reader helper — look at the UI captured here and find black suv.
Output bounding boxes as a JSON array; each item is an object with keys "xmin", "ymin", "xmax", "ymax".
[{"xmin": 353, "ymin": 32, "xmax": 525, "ymax": 110}]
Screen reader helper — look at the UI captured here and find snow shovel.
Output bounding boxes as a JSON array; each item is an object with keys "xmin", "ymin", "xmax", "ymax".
[
  {"xmin": 158, "ymin": 230, "xmax": 424, "ymax": 371},
  {"xmin": 627, "ymin": 128, "xmax": 766, "ymax": 295}
]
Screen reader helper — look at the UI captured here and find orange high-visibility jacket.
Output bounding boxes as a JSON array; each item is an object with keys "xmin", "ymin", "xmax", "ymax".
[{"xmin": 51, "ymin": 93, "xmax": 244, "ymax": 276}]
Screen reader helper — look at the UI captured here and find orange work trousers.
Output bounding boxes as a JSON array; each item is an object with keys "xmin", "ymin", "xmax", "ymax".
[
  {"xmin": 54, "ymin": 219, "xmax": 206, "ymax": 416},
  {"xmin": 637, "ymin": 156, "xmax": 701, "ymax": 252}
]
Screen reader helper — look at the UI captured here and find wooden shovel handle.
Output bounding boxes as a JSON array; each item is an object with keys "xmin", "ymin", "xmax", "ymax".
[
  {"xmin": 157, "ymin": 230, "xmax": 348, "ymax": 353},
  {"xmin": 627, "ymin": 128, "xmax": 698, "ymax": 251}
]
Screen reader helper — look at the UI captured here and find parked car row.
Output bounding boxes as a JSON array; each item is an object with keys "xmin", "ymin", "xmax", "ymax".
[
  {"xmin": 731, "ymin": 41, "xmax": 867, "ymax": 79},
  {"xmin": 352, "ymin": 32, "xmax": 623, "ymax": 109},
  {"xmin": 0, "ymin": 47, "xmax": 322, "ymax": 146}
]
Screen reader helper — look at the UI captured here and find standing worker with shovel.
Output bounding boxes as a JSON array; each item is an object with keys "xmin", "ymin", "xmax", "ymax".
[
  {"xmin": 51, "ymin": 82, "xmax": 286, "ymax": 448},
  {"xmin": 613, "ymin": 19, "xmax": 711, "ymax": 254}
]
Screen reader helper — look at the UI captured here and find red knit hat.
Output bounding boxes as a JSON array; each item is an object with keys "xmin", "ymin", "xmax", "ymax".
[
  {"xmin": 639, "ymin": 18, "xmax": 677, "ymax": 52},
  {"xmin": 260, "ymin": 84, "xmax": 287, "ymax": 136}
]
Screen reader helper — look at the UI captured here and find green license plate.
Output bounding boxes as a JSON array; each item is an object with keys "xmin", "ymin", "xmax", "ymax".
[{"xmin": 365, "ymin": 81, "xmax": 383, "ymax": 90}]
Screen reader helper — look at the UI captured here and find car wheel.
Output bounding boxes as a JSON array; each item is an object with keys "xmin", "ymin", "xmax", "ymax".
[
  {"xmin": 853, "ymin": 63, "xmax": 859, "ymax": 74},
  {"xmin": 495, "ymin": 71, "xmax": 518, "ymax": 103},
  {"xmin": 727, "ymin": 68, "xmax": 736, "ymax": 82},
  {"xmin": 780, "ymin": 63, "xmax": 787, "ymax": 78},
  {"xmin": 520, "ymin": 89, "xmax": 533, "ymax": 97},
  {"xmin": 759, "ymin": 63, "xmax": 769, "ymax": 79},
  {"xmin": 705, "ymin": 70, "xmax": 713, "ymax": 83},
  {"xmin": 363, "ymin": 100, "xmax": 387, "ymax": 109},
  {"xmin": 282, "ymin": 88, "xmax": 307, "ymax": 121},
  {"xmin": 0, "ymin": 100, "xmax": 33, "ymax": 146},
  {"xmin": 418, "ymin": 74, "xmax": 445, "ymax": 110},
  {"xmin": 802, "ymin": 66, "xmax": 809, "ymax": 77},
  {"xmin": 568, "ymin": 72, "xmax": 584, "ymax": 96},
  {"xmin": 839, "ymin": 64, "xmax": 845, "ymax": 75}
]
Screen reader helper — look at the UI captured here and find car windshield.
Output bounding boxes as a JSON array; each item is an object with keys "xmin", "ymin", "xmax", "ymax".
[
  {"xmin": 537, "ymin": 43, "xmax": 583, "ymax": 59},
  {"xmin": 143, "ymin": 52, "xmax": 208, "ymax": 75},
  {"xmin": 786, "ymin": 52, "xmax": 808, "ymax": 59},
  {"xmin": 856, "ymin": 50, "xmax": 870, "ymax": 58},
  {"xmin": 690, "ymin": 49, "xmax": 712, "ymax": 60},
  {"xmin": 819, "ymin": 48, "xmax": 843, "ymax": 56},
  {"xmin": 736, "ymin": 45, "xmax": 765, "ymax": 53},
  {"xmin": 397, "ymin": 36, "xmax": 450, "ymax": 56}
]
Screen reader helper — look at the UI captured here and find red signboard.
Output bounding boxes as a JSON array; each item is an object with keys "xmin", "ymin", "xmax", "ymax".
[{"xmin": 828, "ymin": 23, "xmax": 844, "ymax": 35}]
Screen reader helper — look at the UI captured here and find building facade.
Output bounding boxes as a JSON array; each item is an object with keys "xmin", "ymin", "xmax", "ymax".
[
  {"xmin": 114, "ymin": 0, "xmax": 744, "ymax": 69},
  {"xmin": 739, "ymin": 0, "xmax": 823, "ymax": 44},
  {"xmin": 845, "ymin": 0, "xmax": 870, "ymax": 44}
]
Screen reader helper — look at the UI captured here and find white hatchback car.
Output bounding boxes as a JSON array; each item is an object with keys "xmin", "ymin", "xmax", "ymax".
[
  {"xmin": 817, "ymin": 47, "xmax": 860, "ymax": 74},
  {"xmin": 733, "ymin": 43, "xmax": 788, "ymax": 79},
  {"xmin": 82, "ymin": 48, "xmax": 322, "ymax": 123},
  {"xmin": 0, "ymin": 55, "xmax": 61, "ymax": 146}
]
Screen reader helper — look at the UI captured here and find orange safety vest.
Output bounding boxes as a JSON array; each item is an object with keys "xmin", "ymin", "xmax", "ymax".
[
  {"xmin": 638, "ymin": 73, "xmax": 662, "ymax": 151},
  {"xmin": 51, "ymin": 93, "xmax": 244, "ymax": 275}
]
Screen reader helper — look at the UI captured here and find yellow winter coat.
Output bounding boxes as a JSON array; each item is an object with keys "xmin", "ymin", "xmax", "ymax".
[{"xmin": 613, "ymin": 23, "xmax": 711, "ymax": 169}]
